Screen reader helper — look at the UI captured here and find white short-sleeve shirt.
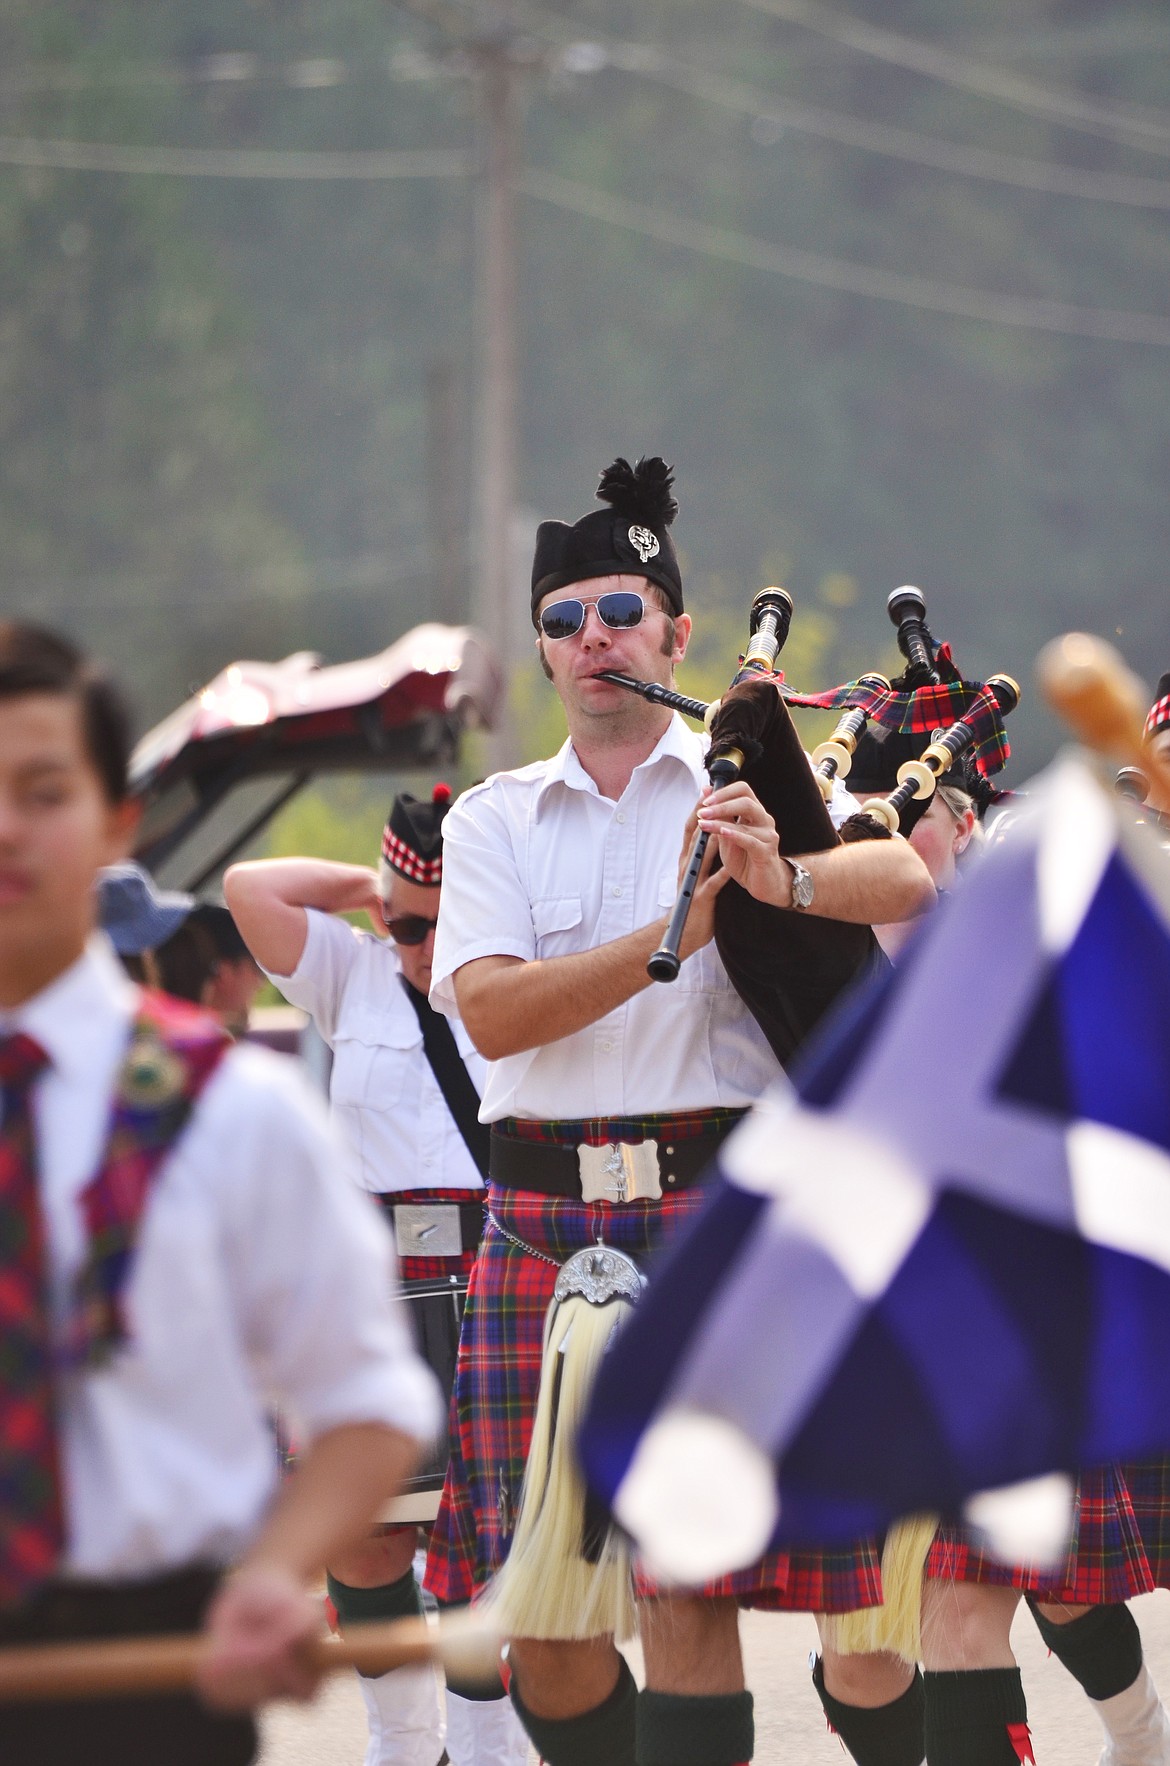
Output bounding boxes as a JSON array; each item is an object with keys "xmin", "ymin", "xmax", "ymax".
[
  {"xmin": 1, "ymin": 937, "xmax": 442, "ymax": 1582},
  {"xmin": 430, "ymin": 714, "xmax": 859, "ymax": 1122},
  {"xmin": 265, "ymin": 911, "xmax": 486, "ymax": 1195}
]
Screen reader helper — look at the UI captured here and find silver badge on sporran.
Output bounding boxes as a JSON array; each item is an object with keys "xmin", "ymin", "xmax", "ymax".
[{"xmin": 628, "ymin": 525, "xmax": 660, "ymax": 565}]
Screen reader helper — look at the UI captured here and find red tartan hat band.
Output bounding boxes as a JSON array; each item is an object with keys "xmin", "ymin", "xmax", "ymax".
[
  {"xmin": 380, "ymin": 784, "xmax": 452, "ymax": 886},
  {"xmin": 1145, "ymin": 674, "xmax": 1170, "ymax": 741}
]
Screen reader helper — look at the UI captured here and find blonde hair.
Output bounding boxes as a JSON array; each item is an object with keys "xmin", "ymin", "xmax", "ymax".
[{"xmin": 936, "ymin": 785, "xmax": 986, "ymax": 861}]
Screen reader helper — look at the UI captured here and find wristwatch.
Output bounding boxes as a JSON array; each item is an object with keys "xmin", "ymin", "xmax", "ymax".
[{"xmin": 786, "ymin": 858, "xmax": 815, "ymax": 911}]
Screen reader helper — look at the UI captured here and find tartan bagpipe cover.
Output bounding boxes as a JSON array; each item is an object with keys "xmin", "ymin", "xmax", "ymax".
[{"xmin": 776, "ymin": 643, "xmax": 1011, "ymax": 777}]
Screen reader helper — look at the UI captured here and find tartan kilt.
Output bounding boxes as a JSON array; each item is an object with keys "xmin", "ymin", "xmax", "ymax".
[
  {"xmin": 423, "ymin": 1175, "xmax": 881, "ymax": 1615},
  {"xmin": 926, "ymin": 1463, "xmax": 1161, "ymax": 1603}
]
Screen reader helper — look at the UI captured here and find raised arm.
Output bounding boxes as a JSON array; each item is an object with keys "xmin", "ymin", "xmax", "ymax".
[{"xmin": 224, "ymin": 858, "xmax": 383, "ymax": 978}]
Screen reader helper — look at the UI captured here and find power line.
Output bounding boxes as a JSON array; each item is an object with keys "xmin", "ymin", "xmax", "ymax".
[
  {"xmin": 0, "ymin": 137, "xmax": 470, "ymax": 180},
  {"xmin": 520, "ymin": 18, "xmax": 1170, "ymax": 210},
  {"xmin": 521, "ymin": 165, "xmax": 1170, "ymax": 345},
  {"xmin": 737, "ymin": 0, "xmax": 1170, "ymax": 158},
  {"xmin": 13, "ymin": 26, "xmax": 1170, "ymax": 208},
  {"xmin": 9, "ymin": 129, "xmax": 1169, "ymax": 342}
]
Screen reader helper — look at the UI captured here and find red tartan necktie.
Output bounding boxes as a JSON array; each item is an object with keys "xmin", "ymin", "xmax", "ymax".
[{"xmin": 0, "ymin": 1031, "xmax": 65, "ymax": 1607}]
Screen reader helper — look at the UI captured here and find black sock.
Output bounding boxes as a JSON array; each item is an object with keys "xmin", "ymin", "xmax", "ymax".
[
  {"xmin": 326, "ymin": 1567, "xmax": 422, "ymax": 1624},
  {"xmin": 636, "ymin": 1689, "xmax": 755, "ymax": 1765},
  {"xmin": 812, "ymin": 1654, "xmax": 925, "ymax": 1765},
  {"xmin": 510, "ymin": 1655, "xmax": 637, "ymax": 1766},
  {"xmin": 326, "ymin": 1569, "xmax": 421, "ymax": 1678},
  {"xmin": 1026, "ymin": 1599, "xmax": 1143, "ymax": 1701},
  {"xmin": 923, "ymin": 1668, "xmax": 1030, "ymax": 1765}
]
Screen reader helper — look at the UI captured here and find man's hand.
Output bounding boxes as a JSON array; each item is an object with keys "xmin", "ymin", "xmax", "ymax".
[
  {"xmin": 674, "ymin": 800, "xmax": 733, "ymax": 958},
  {"xmin": 696, "ymin": 781, "xmax": 788, "ymax": 906},
  {"xmin": 196, "ymin": 1564, "xmax": 322, "ymax": 1711}
]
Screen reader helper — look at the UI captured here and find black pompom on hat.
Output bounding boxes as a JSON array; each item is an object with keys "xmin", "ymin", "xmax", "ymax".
[
  {"xmin": 530, "ymin": 456, "xmax": 683, "ymax": 623},
  {"xmin": 1145, "ymin": 671, "xmax": 1170, "ymax": 741},
  {"xmin": 380, "ymin": 783, "xmax": 452, "ymax": 887}
]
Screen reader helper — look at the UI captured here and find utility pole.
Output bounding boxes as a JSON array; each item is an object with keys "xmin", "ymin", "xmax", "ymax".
[
  {"xmin": 473, "ymin": 39, "xmax": 522, "ymax": 770},
  {"xmin": 425, "ymin": 357, "xmax": 461, "ymax": 625},
  {"xmin": 393, "ymin": 0, "xmax": 552, "ymax": 765}
]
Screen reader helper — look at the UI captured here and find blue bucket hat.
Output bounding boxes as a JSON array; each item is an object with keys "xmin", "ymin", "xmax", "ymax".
[{"xmin": 98, "ymin": 862, "xmax": 194, "ymax": 956}]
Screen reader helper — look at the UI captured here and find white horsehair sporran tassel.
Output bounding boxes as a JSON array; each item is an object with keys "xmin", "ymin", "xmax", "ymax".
[
  {"xmin": 820, "ymin": 1514, "xmax": 939, "ymax": 1663},
  {"xmin": 486, "ymin": 1244, "xmax": 644, "ymax": 1642}
]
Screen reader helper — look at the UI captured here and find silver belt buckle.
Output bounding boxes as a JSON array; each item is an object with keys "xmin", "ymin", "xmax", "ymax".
[
  {"xmin": 577, "ymin": 1140, "xmax": 662, "ymax": 1204},
  {"xmin": 393, "ymin": 1203, "xmax": 463, "ymax": 1259}
]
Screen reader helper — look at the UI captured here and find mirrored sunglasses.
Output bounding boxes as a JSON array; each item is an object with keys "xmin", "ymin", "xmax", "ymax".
[
  {"xmin": 538, "ymin": 590, "xmax": 648, "ymax": 641},
  {"xmin": 381, "ymin": 911, "xmax": 439, "ymax": 946}
]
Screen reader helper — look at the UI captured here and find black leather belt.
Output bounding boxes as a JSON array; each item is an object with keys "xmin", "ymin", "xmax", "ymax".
[
  {"xmin": 0, "ymin": 1564, "xmax": 221, "ymax": 1646},
  {"xmin": 489, "ymin": 1123, "xmax": 738, "ymax": 1199}
]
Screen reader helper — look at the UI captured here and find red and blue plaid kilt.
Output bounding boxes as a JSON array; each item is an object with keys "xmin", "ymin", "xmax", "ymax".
[
  {"xmin": 926, "ymin": 1464, "xmax": 1160, "ymax": 1602},
  {"xmin": 424, "ymin": 1148, "xmax": 881, "ymax": 1615},
  {"xmin": 1119, "ymin": 1457, "xmax": 1170, "ymax": 1588},
  {"xmin": 375, "ymin": 1187, "xmax": 484, "ymax": 1283}
]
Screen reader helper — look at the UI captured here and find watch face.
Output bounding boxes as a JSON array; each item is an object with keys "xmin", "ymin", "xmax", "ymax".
[{"xmin": 793, "ymin": 865, "xmax": 815, "ymax": 909}]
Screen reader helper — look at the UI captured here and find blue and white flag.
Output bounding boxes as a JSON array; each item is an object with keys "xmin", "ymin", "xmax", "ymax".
[{"xmin": 579, "ymin": 755, "xmax": 1170, "ymax": 1585}]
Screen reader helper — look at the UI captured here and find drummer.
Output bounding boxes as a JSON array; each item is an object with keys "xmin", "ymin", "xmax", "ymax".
[{"xmin": 225, "ymin": 790, "xmax": 528, "ymax": 1766}]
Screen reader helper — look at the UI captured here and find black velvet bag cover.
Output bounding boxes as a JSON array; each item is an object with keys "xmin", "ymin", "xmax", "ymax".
[{"xmin": 709, "ymin": 678, "xmax": 890, "ymax": 1069}]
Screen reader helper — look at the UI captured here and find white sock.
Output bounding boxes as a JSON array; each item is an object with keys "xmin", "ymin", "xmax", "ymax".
[
  {"xmin": 356, "ymin": 1662, "xmax": 447, "ymax": 1766},
  {"xmin": 1095, "ymin": 1664, "xmax": 1170, "ymax": 1766},
  {"xmin": 444, "ymin": 1690, "xmax": 531, "ymax": 1766}
]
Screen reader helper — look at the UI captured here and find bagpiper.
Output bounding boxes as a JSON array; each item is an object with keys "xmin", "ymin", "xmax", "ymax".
[{"xmin": 422, "ymin": 455, "xmax": 934, "ymax": 1766}]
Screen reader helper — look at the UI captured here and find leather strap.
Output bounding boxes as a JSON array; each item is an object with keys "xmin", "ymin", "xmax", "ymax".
[{"xmin": 401, "ymin": 981, "xmax": 490, "ymax": 1182}]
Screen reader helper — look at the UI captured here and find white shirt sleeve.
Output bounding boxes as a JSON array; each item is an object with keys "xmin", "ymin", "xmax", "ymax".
[
  {"xmin": 429, "ymin": 788, "xmax": 538, "ymax": 1019},
  {"xmin": 826, "ymin": 775, "xmax": 861, "ymax": 829},
  {"xmin": 211, "ymin": 1047, "xmax": 443, "ymax": 1448},
  {"xmin": 263, "ymin": 909, "xmax": 361, "ymax": 1046}
]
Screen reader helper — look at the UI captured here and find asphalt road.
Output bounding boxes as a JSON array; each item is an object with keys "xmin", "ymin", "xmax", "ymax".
[{"xmin": 258, "ymin": 1591, "xmax": 1170, "ymax": 1764}]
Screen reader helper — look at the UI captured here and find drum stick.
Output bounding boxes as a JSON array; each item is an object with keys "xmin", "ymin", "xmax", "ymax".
[
  {"xmin": 1037, "ymin": 633, "xmax": 1170, "ymax": 800},
  {"xmin": 0, "ymin": 1609, "xmax": 501, "ymax": 1703}
]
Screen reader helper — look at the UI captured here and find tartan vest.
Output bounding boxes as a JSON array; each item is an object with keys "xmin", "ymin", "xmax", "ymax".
[{"xmin": 60, "ymin": 990, "xmax": 229, "ymax": 1368}]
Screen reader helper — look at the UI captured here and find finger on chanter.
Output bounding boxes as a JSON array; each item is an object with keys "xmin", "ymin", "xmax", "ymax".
[{"xmin": 698, "ymin": 782, "xmax": 773, "ymax": 825}]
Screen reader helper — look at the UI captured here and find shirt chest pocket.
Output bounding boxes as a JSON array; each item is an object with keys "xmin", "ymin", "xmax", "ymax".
[
  {"xmin": 531, "ymin": 894, "xmax": 584, "ymax": 960},
  {"xmin": 329, "ymin": 1004, "xmax": 419, "ymax": 1112},
  {"xmin": 656, "ymin": 873, "xmax": 735, "ymax": 997}
]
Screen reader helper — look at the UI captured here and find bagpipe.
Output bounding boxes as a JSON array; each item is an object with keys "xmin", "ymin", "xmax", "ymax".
[{"xmin": 601, "ymin": 583, "xmax": 1019, "ymax": 1066}]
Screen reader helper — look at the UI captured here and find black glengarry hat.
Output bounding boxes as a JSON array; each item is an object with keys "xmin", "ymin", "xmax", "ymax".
[
  {"xmin": 530, "ymin": 456, "xmax": 683, "ymax": 624},
  {"xmin": 380, "ymin": 783, "xmax": 452, "ymax": 888}
]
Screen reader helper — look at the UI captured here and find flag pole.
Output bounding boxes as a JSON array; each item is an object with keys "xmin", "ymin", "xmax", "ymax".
[
  {"xmin": 1038, "ymin": 633, "xmax": 1170, "ymax": 799},
  {"xmin": 0, "ymin": 1610, "xmax": 500, "ymax": 1703}
]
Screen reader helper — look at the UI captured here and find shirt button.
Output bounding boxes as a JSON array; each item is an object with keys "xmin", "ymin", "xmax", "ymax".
[
  {"xmin": 665, "ymin": 1146, "xmax": 675, "ymax": 1156},
  {"xmin": 616, "ymin": 811, "xmax": 627, "ymax": 824},
  {"xmin": 612, "ymin": 886, "xmax": 623, "ymax": 897},
  {"xmin": 601, "ymin": 1040, "xmax": 613, "ymax": 1053}
]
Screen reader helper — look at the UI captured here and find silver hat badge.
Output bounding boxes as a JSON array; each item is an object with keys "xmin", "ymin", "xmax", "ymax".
[{"xmin": 628, "ymin": 525, "xmax": 660, "ymax": 565}]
